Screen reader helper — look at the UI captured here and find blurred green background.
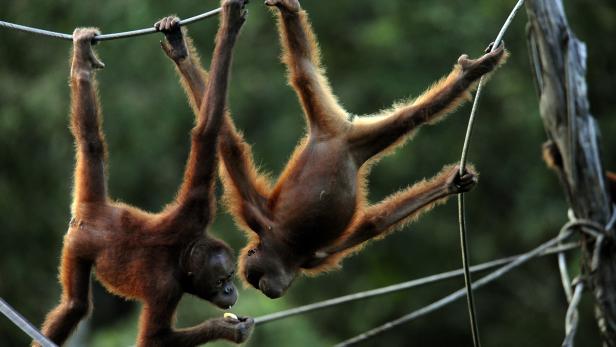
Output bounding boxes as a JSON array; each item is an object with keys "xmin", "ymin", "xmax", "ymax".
[{"xmin": 1, "ymin": 0, "xmax": 616, "ymax": 346}]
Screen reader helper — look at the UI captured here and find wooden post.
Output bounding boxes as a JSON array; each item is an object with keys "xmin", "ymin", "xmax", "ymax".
[{"xmin": 526, "ymin": 0, "xmax": 616, "ymax": 345}]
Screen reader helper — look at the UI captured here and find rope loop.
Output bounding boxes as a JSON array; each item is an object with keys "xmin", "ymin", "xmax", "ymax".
[{"xmin": 556, "ymin": 210, "xmax": 616, "ymax": 347}]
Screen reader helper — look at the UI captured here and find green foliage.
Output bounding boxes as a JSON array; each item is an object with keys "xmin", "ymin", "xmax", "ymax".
[{"xmin": 1, "ymin": 0, "xmax": 616, "ymax": 346}]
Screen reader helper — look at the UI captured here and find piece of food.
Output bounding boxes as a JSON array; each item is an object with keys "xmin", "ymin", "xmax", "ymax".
[{"xmin": 224, "ymin": 312, "xmax": 239, "ymax": 320}]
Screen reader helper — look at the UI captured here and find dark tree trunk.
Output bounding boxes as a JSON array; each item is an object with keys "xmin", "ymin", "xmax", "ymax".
[{"xmin": 526, "ymin": 0, "xmax": 616, "ymax": 345}]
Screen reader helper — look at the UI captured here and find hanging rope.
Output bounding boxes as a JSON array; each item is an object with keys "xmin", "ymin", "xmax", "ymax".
[
  {"xmin": 0, "ymin": 7, "xmax": 221, "ymax": 42},
  {"xmin": 0, "ymin": 298, "xmax": 57, "ymax": 347},
  {"xmin": 456, "ymin": 1, "xmax": 525, "ymax": 346}
]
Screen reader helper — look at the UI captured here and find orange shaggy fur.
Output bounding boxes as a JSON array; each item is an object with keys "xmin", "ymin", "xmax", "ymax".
[{"xmin": 218, "ymin": 2, "xmax": 506, "ymax": 298}]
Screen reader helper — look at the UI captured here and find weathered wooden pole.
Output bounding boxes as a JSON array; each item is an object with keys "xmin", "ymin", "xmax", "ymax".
[{"xmin": 526, "ymin": 0, "xmax": 616, "ymax": 345}]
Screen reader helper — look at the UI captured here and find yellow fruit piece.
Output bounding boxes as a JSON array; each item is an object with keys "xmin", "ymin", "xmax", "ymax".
[{"xmin": 224, "ymin": 312, "xmax": 238, "ymax": 320}]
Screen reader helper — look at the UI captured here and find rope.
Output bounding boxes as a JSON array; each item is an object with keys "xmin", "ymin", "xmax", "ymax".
[
  {"xmin": 456, "ymin": 1, "xmax": 526, "ymax": 346},
  {"xmin": 335, "ymin": 221, "xmax": 583, "ymax": 346},
  {"xmin": 0, "ymin": 8, "xmax": 221, "ymax": 42},
  {"xmin": 0, "ymin": 298, "xmax": 57, "ymax": 347},
  {"xmin": 253, "ymin": 242, "xmax": 578, "ymax": 326},
  {"xmin": 562, "ymin": 281, "xmax": 584, "ymax": 347}
]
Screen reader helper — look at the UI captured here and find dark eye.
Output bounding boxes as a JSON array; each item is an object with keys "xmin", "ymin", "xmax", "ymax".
[
  {"xmin": 216, "ymin": 279, "xmax": 224, "ymax": 287},
  {"xmin": 247, "ymin": 248, "xmax": 257, "ymax": 256}
]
